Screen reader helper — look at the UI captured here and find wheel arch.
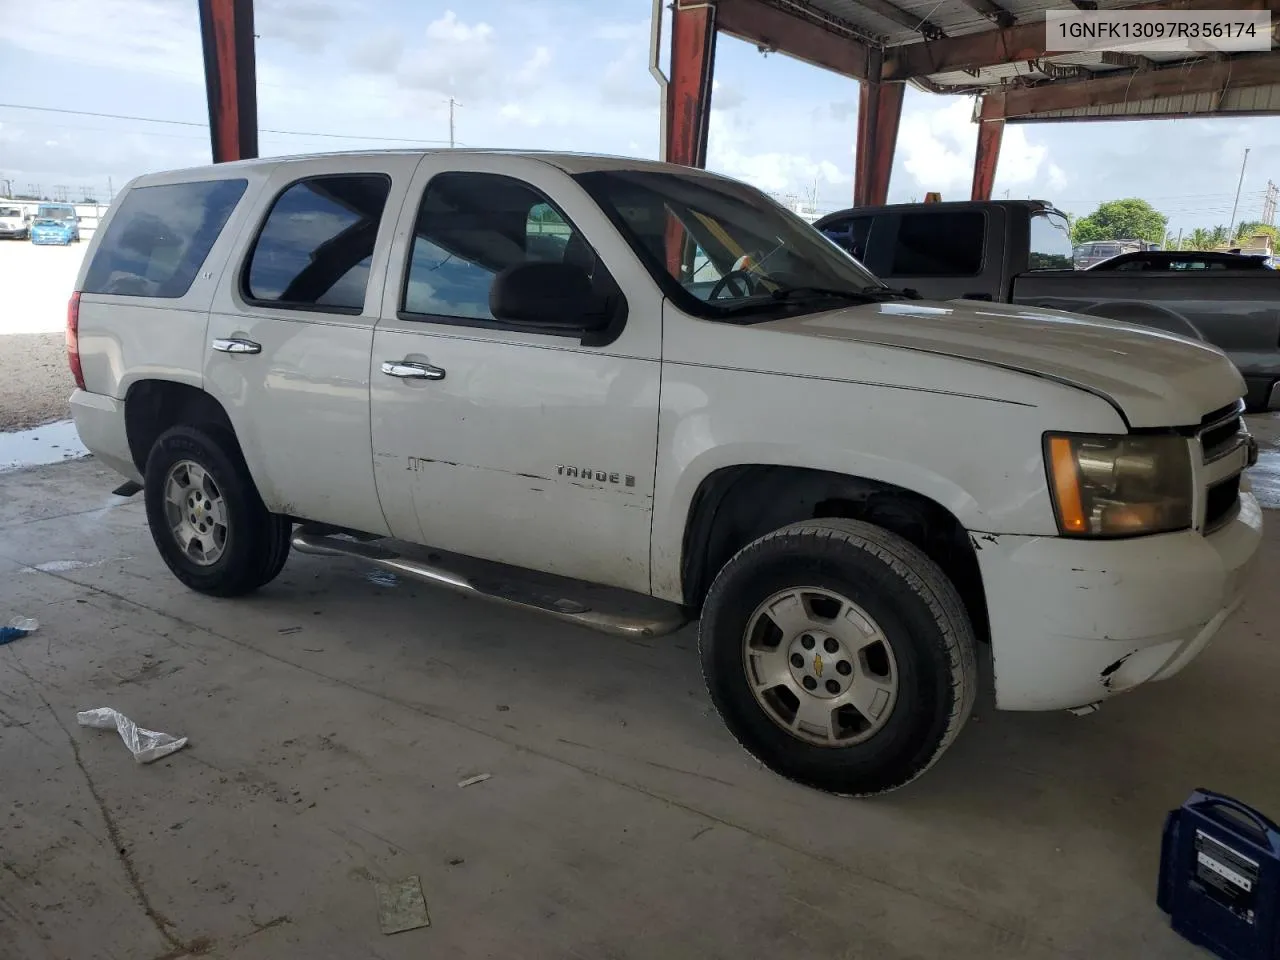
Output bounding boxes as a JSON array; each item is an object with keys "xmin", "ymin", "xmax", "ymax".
[
  {"xmin": 124, "ymin": 379, "xmax": 239, "ymax": 473},
  {"xmin": 677, "ymin": 463, "xmax": 989, "ymax": 644}
]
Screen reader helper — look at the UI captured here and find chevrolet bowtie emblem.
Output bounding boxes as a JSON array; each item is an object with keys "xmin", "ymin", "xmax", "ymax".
[{"xmin": 813, "ymin": 653, "xmax": 824, "ymax": 677}]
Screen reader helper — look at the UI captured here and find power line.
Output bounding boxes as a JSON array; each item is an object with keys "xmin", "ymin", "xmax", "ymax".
[{"xmin": 0, "ymin": 102, "xmax": 455, "ymax": 145}]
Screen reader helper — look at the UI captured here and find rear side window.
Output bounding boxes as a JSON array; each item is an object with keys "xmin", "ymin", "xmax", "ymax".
[
  {"xmin": 245, "ymin": 174, "xmax": 391, "ymax": 312},
  {"xmin": 890, "ymin": 212, "xmax": 984, "ymax": 276},
  {"xmin": 83, "ymin": 179, "xmax": 247, "ymax": 298},
  {"xmin": 402, "ymin": 171, "xmax": 602, "ymax": 323}
]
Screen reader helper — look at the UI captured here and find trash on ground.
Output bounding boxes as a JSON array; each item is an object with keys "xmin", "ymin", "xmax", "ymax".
[
  {"xmin": 0, "ymin": 617, "xmax": 39, "ymax": 645},
  {"xmin": 457, "ymin": 773, "xmax": 491, "ymax": 788},
  {"xmin": 278, "ymin": 626, "xmax": 302, "ymax": 635},
  {"xmin": 373, "ymin": 875, "xmax": 430, "ymax": 935},
  {"xmin": 366, "ymin": 570, "xmax": 399, "ymax": 587},
  {"xmin": 76, "ymin": 707, "xmax": 188, "ymax": 764}
]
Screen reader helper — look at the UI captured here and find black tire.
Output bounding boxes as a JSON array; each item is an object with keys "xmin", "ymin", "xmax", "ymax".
[
  {"xmin": 144, "ymin": 425, "xmax": 292, "ymax": 597},
  {"xmin": 699, "ymin": 518, "xmax": 977, "ymax": 796}
]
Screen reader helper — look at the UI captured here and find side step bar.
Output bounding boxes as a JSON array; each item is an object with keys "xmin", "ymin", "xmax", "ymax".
[{"xmin": 291, "ymin": 527, "xmax": 689, "ymax": 640}]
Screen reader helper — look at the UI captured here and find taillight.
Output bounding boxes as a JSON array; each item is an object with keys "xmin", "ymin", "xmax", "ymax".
[{"xmin": 67, "ymin": 291, "xmax": 85, "ymax": 390}]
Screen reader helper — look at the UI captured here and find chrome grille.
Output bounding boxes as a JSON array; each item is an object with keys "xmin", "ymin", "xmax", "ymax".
[
  {"xmin": 1195, "ymin": 399, "xmax": 1246, "ymax": 534},
  {"xmin": 1198, "ymin": 400, "xmax": 1246, "ymax": 464}
]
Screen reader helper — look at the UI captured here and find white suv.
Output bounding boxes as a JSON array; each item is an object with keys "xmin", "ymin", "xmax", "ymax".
[{"xmin": 68, "ymin": 151, "xmax": 1261, "ymax": 795}]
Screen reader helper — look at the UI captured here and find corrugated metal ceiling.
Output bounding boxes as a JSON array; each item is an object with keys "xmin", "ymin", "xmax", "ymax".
[{"xmin": 765, "ymin": 0, "xmax": 1280, "ymax": 117}]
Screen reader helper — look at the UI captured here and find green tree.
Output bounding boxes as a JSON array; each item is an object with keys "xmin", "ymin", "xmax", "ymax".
[
  {"xmin": 1233, "ymin": 221, "xmax": 1278, "ymax": 245},
  {"xmin": 1186, "ymin": 228, "xmax": 1216, "ymax": 250},
  {"xmin": 1071, "ymin": 199, "xmax": 1168, "ymax": 245}
]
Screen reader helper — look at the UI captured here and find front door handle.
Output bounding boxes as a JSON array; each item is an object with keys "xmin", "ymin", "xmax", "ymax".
[
  {"xmin": 212, "ymin": 337, "xmax": 262, "ymax": 355},
  {"xmin": 381, "ymin": 360, "xmax": 445, "ymax": 381}
]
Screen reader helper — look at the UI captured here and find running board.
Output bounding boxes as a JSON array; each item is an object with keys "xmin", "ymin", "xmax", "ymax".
[{"xmin": 291, "ymin": 527, "xmax": 689, "ymax": 639}]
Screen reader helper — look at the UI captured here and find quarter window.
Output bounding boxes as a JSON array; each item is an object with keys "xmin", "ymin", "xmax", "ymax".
[
  {"xmin": 83, "ymin": 179, "xmax": 247, "ymax": 298},
  {"xmin": 402, "ymin": 172, "xmax": 602, "ymax": 324},
  {"xmin": 245, "ymin": 174, "xmax": 391, "ymax": 311}
]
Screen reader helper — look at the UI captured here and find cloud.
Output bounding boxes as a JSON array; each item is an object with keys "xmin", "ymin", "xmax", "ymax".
[
  {"xmin": 348, "ymin": 29, "xmax": 404, "ymax": 74},
  {"xmin": 707, "ymin": 112, "xmax": 846, "ymax": 197},
  {"xmin": 256, "ymin": 0, "xmax": 343, "ymax": 51},
  {"xmin": 895, "ymin": 96, "xmax": 1062, "ymax": 197},
  {"xmin": 518, "ymin": 46, "xmax": 553, "ymax": 84}
]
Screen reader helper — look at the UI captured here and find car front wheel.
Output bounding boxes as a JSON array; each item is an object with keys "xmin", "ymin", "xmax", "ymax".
[{"xmin": 699, "ymin": 518, "xmax": 978, "ymax": 796}]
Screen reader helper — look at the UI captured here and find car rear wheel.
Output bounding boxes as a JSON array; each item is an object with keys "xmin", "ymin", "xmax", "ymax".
[
  {"xmin": 144, "ymin": 425, "xmax": 292, "ymax": 597},
  {"xmin": 699, "ymin": 518, "xmax": 978, "ymax": 796}
]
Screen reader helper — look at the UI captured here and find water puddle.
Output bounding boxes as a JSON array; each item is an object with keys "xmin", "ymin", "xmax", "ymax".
[
  {"xmin": 0, "ymin": 420, "xmax": 88, "ymax": 473},
  {"xmin": 1250, "ymin": 447, "xmax": 1280, "ymax": 510}
]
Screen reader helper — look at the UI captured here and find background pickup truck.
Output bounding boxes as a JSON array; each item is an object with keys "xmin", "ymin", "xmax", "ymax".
[{"xmin": 815, "ymin": 200, "xmax": 1280, "ymax": 411}]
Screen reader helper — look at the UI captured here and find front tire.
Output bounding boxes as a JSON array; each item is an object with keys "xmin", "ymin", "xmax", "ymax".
[
  {"xmin": 699, "ymin": 518, "xmax": 977, "ymax": 796},
  {"xmin": 144, "ymin": 425, "xmax": 292, "ymax": 597}
]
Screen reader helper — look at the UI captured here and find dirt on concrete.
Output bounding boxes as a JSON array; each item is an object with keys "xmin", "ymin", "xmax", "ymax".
[
  {"xmin": 1, "ymin": 240, "xmax": 84, "ymax": 430},
  {"xmin": 0, "ymin": 331, "xmax": 74, "ymax": 429}
]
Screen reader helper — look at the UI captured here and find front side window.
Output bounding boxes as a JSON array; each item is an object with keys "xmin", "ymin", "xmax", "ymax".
[
  {"xmin": 890, "ymin": 212, "xmax": 984, "ymax": 276},
  {"xmin": 245, "ymin": 174, "xmax": 391, "ymax": 311},
  {"xmin": 1028, "ymin": 211, "xmax": 1074, "ymax": 270},
  {"xmin": 83, "ymin": 179, "xmax": 247, "ymax": 298},
  {"xmin": 575, "ymin": 169, "xmax": 883, "ymax": 321},
  {"xmin": 402, "ymin": 172, "xmax": 604, "ymax": 323}
]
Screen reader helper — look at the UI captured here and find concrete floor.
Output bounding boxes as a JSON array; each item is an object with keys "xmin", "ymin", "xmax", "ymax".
[{"xmin": 2, "ymin": 417, "xmax": 1279, "ymax": 960}]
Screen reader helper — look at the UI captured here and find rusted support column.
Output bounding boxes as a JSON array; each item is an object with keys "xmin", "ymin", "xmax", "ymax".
[
  {"xmin": 854, "ymin": 74, "xmax": 904, "ymax": 207},
  {"xmin": 666, "ymin": 2, "xmax": 717, "ymax": 168},
  {"xmin": 972, "ymin": 117, "xmax": 1004, "ymax": 200},
  {"xmin": 198, "ymin": 0, "xmax": 259, "ymax": 163}
]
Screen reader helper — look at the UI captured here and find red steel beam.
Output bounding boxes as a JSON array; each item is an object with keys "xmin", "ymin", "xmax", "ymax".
[
  {"xmin": 882, "ymin": 0, "xmax": 1280, "ymax": 81},
  {"xmin": 971, "ymin": 119, "xmax": 1003, "ymax": 200},
  {"xmin": 716, "ymin": 0, "xmax": 870, "ymax": 80},
  {"xmin": 198, "ymin": 0, "xmax": 258, "ymax": 162},
  {"xmin": 854, "ymin": 81, "xmax": 905, "ymax": 206},
  {"xmin": 666, "ymin": 3, "xmax": 718, "ymax": 168},
  {"xmin": 980, "ymin": 52, "xmax": 1280, "ymax": 119}
]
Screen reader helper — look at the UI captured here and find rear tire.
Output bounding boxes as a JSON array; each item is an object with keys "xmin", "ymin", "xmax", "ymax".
[
  {"xmin": 699, "ymin": 518, "xmax": 977, "ymax": 796},
  {"xmin": 144, "ymin": 425, "xmax": 292, "ymax": 597}
]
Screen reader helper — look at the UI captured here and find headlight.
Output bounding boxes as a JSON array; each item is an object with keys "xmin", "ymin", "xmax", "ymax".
[{"xmin": 1044, "ymin": 433, "xmax": 1192, "ymax": 537}]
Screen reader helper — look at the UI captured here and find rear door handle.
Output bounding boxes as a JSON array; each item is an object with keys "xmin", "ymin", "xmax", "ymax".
[
  {"xmin": 212, "ymin": 337, "xmax": 262, "ymax": 354},
  {"xmin": 381, "ymin": 360, "xmax": 445, "ymax": 381}
]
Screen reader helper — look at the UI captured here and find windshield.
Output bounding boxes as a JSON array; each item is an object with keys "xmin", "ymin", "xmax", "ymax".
[
  {"xmin": 574, "ymin": 169, "xmax": 883, "ymax": 319},
  {"xmin": 36, "ymin": 206, "xmax": 74, "ymax": 221},
  {"xmin": 0, "ymin": 207, "xmax": 20, "ymax": 219}
]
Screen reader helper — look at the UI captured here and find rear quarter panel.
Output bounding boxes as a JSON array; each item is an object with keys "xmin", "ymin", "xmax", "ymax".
[
  {"xmin": 74, "ymin": 170, "xmax": 271, "ymax": 401},
  {"xmin": 1011, "ymin": 272, "xmax": 1280, "ymax": 377}
]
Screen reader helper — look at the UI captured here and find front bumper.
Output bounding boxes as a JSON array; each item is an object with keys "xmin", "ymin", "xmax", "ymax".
[
  {"xmin": 975, "ymin": 492, "xmax": 1263, "ymax": 711},
  {"xmin": 31, "ymin": 231, "xmax": 72, "ymax": 244},
  {"xmin": 0, "ymin": 228, "xmax": 28, "ymax": 239}
]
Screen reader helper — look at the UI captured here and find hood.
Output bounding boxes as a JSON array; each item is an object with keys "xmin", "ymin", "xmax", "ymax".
[{"xmin": 761, "ymin": 298, "xmax": 1243, "ymax": 428}]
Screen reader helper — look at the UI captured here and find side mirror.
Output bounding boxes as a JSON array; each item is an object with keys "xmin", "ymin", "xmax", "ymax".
[{"xmin": 489, "ymin": 262, "xmax": 608, "ymax": 331}]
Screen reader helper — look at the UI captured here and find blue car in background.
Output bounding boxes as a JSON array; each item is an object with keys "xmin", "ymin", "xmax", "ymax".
[{"xmin": 29, "ymin": 203, "xmax": 80, "ymax": 245}]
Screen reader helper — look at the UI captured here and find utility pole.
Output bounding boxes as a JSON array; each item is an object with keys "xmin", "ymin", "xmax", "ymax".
[
  {"xmin": 107, "ymin": 176, "xmax": 114, "ymax": 202},
  {"xmin": 1263, "ymin": 179, "xmax": 1278, "ymax": 226},
  {"xmin": 448, "ymin": 97, "xmax": 459, "ymax": 149},
  {"xmin": 1227, "ymin": 146, "xmax": 1250, "ymax": 243},
  {"xmin": 1175, "ymin": 227, "xmax": 1183, "ymax": 251}
]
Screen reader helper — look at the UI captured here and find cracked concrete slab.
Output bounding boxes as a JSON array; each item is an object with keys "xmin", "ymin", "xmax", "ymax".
[{"xmin": 2, "ymin": 437, "xmax": 1279, "ymax": 959}]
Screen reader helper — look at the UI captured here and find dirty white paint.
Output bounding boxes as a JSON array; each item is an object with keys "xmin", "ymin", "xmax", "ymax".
[{"xmin": 0, "ymin": 420, "xmax": 88, "ymax": 473}]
